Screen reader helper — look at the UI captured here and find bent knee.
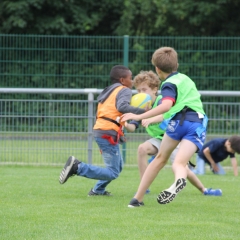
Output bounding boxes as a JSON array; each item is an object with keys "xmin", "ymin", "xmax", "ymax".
[
  {"xmin": 109, "ymin": 171, "xmax": 120, "ymax": 180},
  {"xmin": 155, "ymin": 152, "xmax": 168, "ymax": 164},
  {"xmin": 137, "ymin": 144, "xmax": 148, "ymax": 155}
]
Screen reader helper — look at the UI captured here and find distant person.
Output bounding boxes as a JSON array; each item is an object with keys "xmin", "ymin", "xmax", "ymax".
[
  {"xmin": 125, "ymin": 70, "xmax": 221, "ymax": 199},
  {"xmin": 59, "ymin": 65, "xmax": 148, "ymax": 196},
  {"xmin": 122, "ymin": 46, "xmax": 209, "ymax": 207},
  {"xmin": 191, "ymin": 136, "xmax": 240, "ymax": 176}
]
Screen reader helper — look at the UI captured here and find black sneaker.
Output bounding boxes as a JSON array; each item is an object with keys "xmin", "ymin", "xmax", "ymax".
[
  {"xmin": 88, "ymin": 188, "xmax": 112, "ymax": 196},
  {"xmin": 128, "ymin": 198, "xmax": 144, "ymax": 208},
  {"xmin": 157, "ymin": 178, "xmax": 186, "ymax": 204},
  {"xmin": 59, "ymin": 156, "xmax": 80, "ymax": 184}
]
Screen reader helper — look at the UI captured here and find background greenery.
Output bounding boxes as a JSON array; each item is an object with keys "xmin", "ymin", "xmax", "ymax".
[
  {"xmin": 0, "ymin": 1, "xmax": 239, "ymax": 166},
  {"xmin": 1, "ymin": 166, "xmax": 240, "ymax": 240},
  {"xmin": 1, "ymin": 0, "xmax": 240, "ymax": 36},
  {"xmin": 1, "ymin": 0, "xmax": 239, "ymax": 94}
]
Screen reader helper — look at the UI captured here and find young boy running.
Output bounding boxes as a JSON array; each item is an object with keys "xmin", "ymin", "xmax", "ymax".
[
  {"xmin": 59, "ymin": 65, "xmax": 146, "ymax": 196},
  {"xmin": 122, "ymin": 47, "xmax": 209, "ymax": 207},
  {"xmin": 125, "ymin": 70, "xmax": 221, "ymax": 198}
]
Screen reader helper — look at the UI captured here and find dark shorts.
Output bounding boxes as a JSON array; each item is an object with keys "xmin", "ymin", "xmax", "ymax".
[{"xmin": 166, "ymin": 120, "xmax": 206, "ymax": 151}]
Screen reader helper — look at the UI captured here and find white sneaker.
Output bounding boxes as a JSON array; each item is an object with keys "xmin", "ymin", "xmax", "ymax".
[{"xmin": 157, "ymin": 178, "xmax": 186, "ymax": 204}]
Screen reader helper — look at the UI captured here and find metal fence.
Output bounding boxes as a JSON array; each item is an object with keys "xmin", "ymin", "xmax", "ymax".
[
  {"xmin": 0, "ymin": 89, "xmax": 239, "ymax": 167},
  {"xmin": 1, "ymin": 35, "xmax": 240, "ymax": 100}
]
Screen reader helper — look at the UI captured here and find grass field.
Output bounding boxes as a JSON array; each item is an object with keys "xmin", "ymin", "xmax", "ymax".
[{"xmin": 1, "ymin": 165, "xmax": 240, "ymax": 240}]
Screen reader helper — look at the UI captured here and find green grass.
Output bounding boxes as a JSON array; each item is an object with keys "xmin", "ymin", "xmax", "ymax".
[{"xmin": 1, "ymin": 166, "xmax": 240, "ymax": 240}]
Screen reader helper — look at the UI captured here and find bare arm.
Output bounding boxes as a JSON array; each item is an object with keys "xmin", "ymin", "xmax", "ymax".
[
  {"xmin": 121, "ymin": 100, "xmax": 172, "ymax": 122},
  {"xmin": 124, "ymin": 122, "xmax": 136, "ymax": 132},
  {"xmin": 203, "ymin": 147, "xmax": 219, "ymax": 172},
  {"xmin": 142, "ymin": 114, "xmax": 164, "ymax": 128},
  {"xmin": 231, "ymin": 157, "xmax": 238, "ymax": 176}
]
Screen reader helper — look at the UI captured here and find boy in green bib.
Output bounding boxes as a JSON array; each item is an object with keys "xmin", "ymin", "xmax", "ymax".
[
  {"xmin": 125, "ymin": 70, "xmax": 221, "ymax": 203},
  {"xmin": 122, "ymin": 47, "xmax": 209, "ymax": 207}
]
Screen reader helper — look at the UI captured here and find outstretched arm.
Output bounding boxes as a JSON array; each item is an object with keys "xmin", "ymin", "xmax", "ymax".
[
  {"xmin": 142, "ymin": 115, "xmax": 164, "ymax": 128},
  {"xmin": 124, "ymin": 122, "xmax": 136, "ymax": 132},
  {"xmin": 203, "ymin": 147, "xmax": 219, "ymax": 172},
  {"xmin": 121, "ymin": 100, "xmax": 172, "ymax": 122},
  {"xmin": 231, "ymin": 157, "xmax": 238, "ymax": 176}
]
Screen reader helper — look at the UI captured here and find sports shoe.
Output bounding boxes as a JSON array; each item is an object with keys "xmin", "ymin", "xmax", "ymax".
[
  {"xmin": 204, "ymin": 188, "xmax": 222, "ymax": 196},
  {"xmin": 88, "ymin": 188, "xmax": 112, "ymax": 196},
  {"xmin": 157, "ymin": 178, "xmax": 187, "ymax": 204},
  {"xmin": 128, "ymin": 198, "xmax": 144, "ymax": 208},
  {"xmin": 59, "ymin": 156, "xmax": 80, "ymax": 184}
]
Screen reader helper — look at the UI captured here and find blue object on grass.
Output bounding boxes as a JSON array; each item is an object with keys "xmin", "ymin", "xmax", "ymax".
[
  {"xmin": 148, "ymin": 156, "xmax": 155, "ymax": 163},
  {"xmin": 204, "ymin": 188, "xmax": 222, "ymax": 196}
]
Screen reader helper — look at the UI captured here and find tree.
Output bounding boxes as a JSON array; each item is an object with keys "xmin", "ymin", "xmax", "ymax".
[
  {"xmin": 115, "ymin": 0, "xmax": 240, "ymax": 36},
  {"xmin": 1, "ymin": 0, "xmax": 240, "ymax": 36},
  {"xmin": 0, "ymin": 0, "xmax": 123, "ymax": 35}
]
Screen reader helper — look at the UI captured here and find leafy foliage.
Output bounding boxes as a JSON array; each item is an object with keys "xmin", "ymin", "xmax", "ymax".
[
  {"xmin": 0, "ymin": 0, "xmax": 124, "ymax": 35},
  {"xmin": 1, "ymin": 0, "xmax": 240, "ymax": 36},
  {"xmin": 116, "ymin": 0, "xmax": 240, "ymax": 36}
]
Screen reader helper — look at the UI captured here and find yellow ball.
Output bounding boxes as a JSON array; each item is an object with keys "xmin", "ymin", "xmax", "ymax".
[{"xmin": 130, "ymin": 93, "xmax": 152, "ymax": 109}]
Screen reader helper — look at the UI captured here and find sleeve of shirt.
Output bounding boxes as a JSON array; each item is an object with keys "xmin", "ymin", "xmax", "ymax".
[
  {"xmin": 129, "ymin": 120, "xmax": 140, "ymax": 129},
  {"xmin": 156, "ymin": 97, "xmax": 162, "ymax": 106},
  {"xmin": 208, "ymin": 140, "xmax": 222, "ymax": 153},
  {"xmin": 229, "ymin": 153, "xmax": 235, "ymax": 158},
  {"xmin": 161, "ymin": 83, "xmax": 177, "ymax": 104},
  {"xmin": 116, "ymin": 88, "xmax": 145, "ymax": 114}
]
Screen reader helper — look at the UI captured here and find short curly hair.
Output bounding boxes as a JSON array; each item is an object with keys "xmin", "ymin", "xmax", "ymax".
[{"xmin": 133, "ymin": 70, "xmax": 160, "ymax": 90}]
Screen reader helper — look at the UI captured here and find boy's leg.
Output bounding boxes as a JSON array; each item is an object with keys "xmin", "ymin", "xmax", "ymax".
[
  {"xmin": 157, "ymin": 139, "xmax": 197, "ymax": 204},
  {"xmin": 137, "ymin": 140, "xmax": 158, "ymax": 179},
  {"xmin": 92, "ymin": 145, "xmax": 123, "ymax": 194},
  {"xmin": 187, "ymin": 166, "xmax": 223, "ymax": 196},
  {"xmin": 171, "ymin": 139, "xmax": 198, "ymax": 180},
  {"xmin": 192, "ymin": 155, "xmax": 205, "ymax": 175},
  {"xmin": 88, "ymin": 137, "xmax": 123, "ymax": 194},
  {"xmin": 132, "ymin": 134, "xmax": 179, "ymax": 203},
  {"xmin": 137, "ymin": 139, "xmax": 158, "ymax": 194},
  {"xmin": 186, "ymin": 165, "xmax": 205, "ymax": 193},
  {"xmin": 169, "ymin": 144, "xmax": 179, "ymax": 163},
  {"xmin": 59, "ymin": 137, "xmax": 122, "ymax": 194},
  {"xmin": 157, "ymin": 118, "xmax": 207, "ymax": 204},
  {"xmin": 169, "ymin": 144, "xmax": 205, "ymax": 193}
]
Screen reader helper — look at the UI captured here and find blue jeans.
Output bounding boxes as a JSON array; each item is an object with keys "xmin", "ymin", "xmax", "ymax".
[
  {"xmin": 192, "ymin": 155, "xmax": 225, "ymax": 175},
  {"xmin": 76, "ymin": 137, "xmax": 123, "ymax": 194}
]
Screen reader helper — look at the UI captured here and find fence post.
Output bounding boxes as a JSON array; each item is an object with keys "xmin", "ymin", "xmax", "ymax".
[
  {"xmin": 87, "ymin": 92, "xmax": 94, "ymax": 164},
  {"xmin": 123, "ymin": 35, "xmax": 129, "ymax": 163}
]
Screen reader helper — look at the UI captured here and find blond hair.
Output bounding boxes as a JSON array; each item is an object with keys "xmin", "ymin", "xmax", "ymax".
[
  {"xmin": 133, "ymin": 70, "xmax": 160, "ymax": 89},
  {"xmin": 151, "ymin": 47, "xmax": 178, "ymax": 73}
]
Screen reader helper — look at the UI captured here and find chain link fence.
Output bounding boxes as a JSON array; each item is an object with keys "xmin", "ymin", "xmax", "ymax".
[{"xmin": 0, "ymin": 89, "xmax": 239, "ymax": 167}]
